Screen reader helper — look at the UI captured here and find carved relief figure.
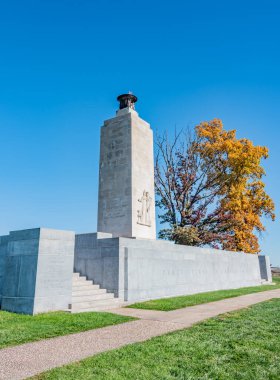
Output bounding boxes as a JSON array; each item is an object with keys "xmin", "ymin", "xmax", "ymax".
[{"xmin": 137, "ymin": 190, "xmax": 152, "ymax": 226}]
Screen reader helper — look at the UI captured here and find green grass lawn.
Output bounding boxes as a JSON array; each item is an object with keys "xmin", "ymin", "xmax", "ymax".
[
  {"xmin": 0, "ymin": 311, "xmax": 134, "ymax": 349},
  {"xmin": 33, "ymin": 298, "xmax": 280, "ymax": 380},
  {"xmin": 128, "ymin": 276, "xmax": 280, "ymax": 311}
]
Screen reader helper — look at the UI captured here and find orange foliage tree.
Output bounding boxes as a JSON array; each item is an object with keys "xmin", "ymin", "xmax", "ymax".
[
  {"xmin": 155, "ymin": 119, "xmax": 275, "ymax": 253},
  {"xmin": 196, "ymin": 119, "xmax": 275, "ymax": 253}
]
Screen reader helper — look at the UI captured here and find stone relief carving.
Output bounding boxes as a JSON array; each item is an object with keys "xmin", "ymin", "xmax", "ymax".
[{"xmin": 137, "ymin": 190, "xmax": 152, "ymax": 227}]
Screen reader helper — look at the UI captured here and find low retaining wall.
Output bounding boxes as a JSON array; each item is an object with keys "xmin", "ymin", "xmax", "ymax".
[
  {"xmin": 74, "ymin": 234, "xmax": 269, "ymax": 302},
  {"xmin": 123, "ymin": 242, "xmax": 261, "ymax": 302}
]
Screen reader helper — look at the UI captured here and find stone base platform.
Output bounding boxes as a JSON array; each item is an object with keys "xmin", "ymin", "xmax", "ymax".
[
  {"xmin": 74, "ymin": 232, "xmax": 271, "ymax": 303},
  {"xmin": 0, "ymin": 228, "xmax": 75, "ymax": 314},
  {"xmin": 0, "ymin": 228, "xmax": 272, "ymax": 314}
]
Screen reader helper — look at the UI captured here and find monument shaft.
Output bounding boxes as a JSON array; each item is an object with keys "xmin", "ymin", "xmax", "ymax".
[{"xmin": 97, "ymin": 106, "xmax": 156, "ymax": 239}]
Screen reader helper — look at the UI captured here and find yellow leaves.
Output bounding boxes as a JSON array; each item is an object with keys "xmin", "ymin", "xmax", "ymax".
[{"xmin": 196, "ymin": 118, "xmax": 275, "ymax": 253}]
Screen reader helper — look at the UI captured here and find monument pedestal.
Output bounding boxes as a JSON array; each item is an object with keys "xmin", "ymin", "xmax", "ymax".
[{"xmin": 0, "ymin": 228, "xmax": 74, "ymax": 314}]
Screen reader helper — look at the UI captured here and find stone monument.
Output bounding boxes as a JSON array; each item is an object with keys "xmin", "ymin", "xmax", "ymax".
[
  {"xmin": 0, "ymin": 93, "xmax": 273, "ymax": 314},
  {"xmin": 97, "ymin": 93, "xmax": 156, "ymax": 239}
]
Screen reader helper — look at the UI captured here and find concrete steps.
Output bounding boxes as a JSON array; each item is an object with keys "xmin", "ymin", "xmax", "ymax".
[
  {"xmin": 69, "ymin": 272, "xmax": 123, "ymax": 313},
  {"xmin": 72, "ymin": 284, "xmax": 101, "ymax": 291},
  {"xmin": 72, "ymin": 288, "xmax": 107, "ymax": 297},
  {"xmin": 72, "ymin": 293, "xmax": 114, "ymax": 302}
]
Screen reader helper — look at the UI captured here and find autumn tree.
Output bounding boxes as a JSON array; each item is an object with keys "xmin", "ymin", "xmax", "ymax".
[{"xmin": 155, "ymin": 119, "xmax": 275, "ymax": 253}]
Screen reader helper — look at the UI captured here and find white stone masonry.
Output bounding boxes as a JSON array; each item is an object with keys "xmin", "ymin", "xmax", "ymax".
[{"xmin": 97, "ymin": 107, "xmax": 156, "ymax": 239}]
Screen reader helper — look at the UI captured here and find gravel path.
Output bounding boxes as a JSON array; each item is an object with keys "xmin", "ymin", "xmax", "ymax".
[{"xmin": 0, "ymin": 288, "xmax": 279, "ymax": 380}]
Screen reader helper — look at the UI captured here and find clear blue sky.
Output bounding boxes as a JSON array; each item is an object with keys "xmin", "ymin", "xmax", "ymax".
[{"xmin": 0, "ymin": 0, "xmax": 279, "ymax": 264}]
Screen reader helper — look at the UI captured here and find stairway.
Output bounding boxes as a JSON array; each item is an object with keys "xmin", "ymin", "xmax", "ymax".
[{"xmin": 69, "ymin": 272, "xmax": 123, "ymax": 313}]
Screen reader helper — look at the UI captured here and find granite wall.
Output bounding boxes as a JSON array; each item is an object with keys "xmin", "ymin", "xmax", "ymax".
[
  {"xmin": 0, "ymin": 228, "xmax": 75, "ymax": 314},
  {"xmin": 258, "ymin": 255, "xmax": 272, "ymax": 282},
  {"xmin": 97, "ymin": 107, "xmax": 156, "ymax": 239},
  {"xmin": 0, "ymin": 235, "xmax": 9, "ymax": 305},
  {"xmin": 74, "ymin": 233, "xmax": 267, "ymax": 302}
]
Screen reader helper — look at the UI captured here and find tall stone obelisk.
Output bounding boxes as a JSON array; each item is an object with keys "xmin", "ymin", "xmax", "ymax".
[{"xmin": 97, "ymin": 94, "xmax": 156, "ymax": 239}]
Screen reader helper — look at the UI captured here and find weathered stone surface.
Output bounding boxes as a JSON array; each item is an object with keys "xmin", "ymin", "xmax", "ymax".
[
  {"xmin": 97, "ymin": 107, "xmax": 156, "ymax": 239},
  {"xmin": 122, "ymin": 243, "xmax": 262, "ymax": 302},
  {"xmin": 74, "ymin": 233, "xmax": 264, "ymax": 303},
  {"xmin": 0, "ymin": 235, "xmax": 9, "ymax": 305},
  {"xmin": 75, "ymin": 233, "xmax": 120, "ymax": 296},
  {"xmin": 258, "ymin": 255, "xmax": 272, "ymax": 282},
  {"xmin": 1, "ymin": 228, "xmax": 75, "ymax": 314}
]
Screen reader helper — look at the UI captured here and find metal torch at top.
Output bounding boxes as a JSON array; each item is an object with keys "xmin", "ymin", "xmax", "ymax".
[{"xmin": 117, "ymin": 93, "xmax": 138, "ymax": 110}]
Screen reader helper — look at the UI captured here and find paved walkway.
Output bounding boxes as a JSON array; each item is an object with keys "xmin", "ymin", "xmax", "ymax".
[{"xmin": 1, "ymin": 289, "xmax": 280, "ymax": 380}]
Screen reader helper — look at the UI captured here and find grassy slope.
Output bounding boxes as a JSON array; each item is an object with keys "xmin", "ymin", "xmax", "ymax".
[
  {"xmin": 128, "ymin": 276, "xmax": 280, "ymax": 311},
  {"xmin": 33, "ymin": 298, "xmax": 280, "ymax": 380},
  {"xmin": 0, "ymin": 311, "xmax": 134, "ymax": 349}
]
